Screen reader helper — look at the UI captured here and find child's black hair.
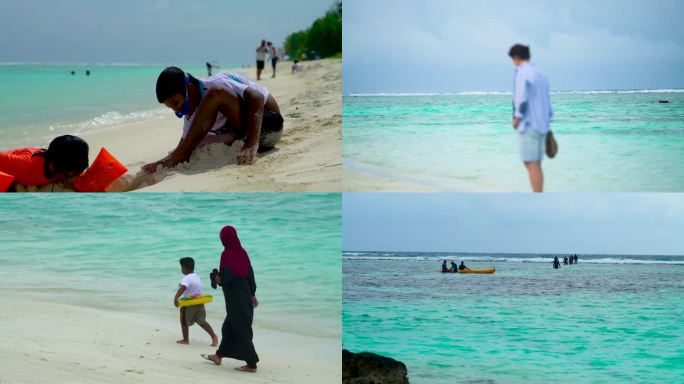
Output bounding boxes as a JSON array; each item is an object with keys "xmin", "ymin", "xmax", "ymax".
[
  {"xmin": 179, "ymin": 257, "xmax": 195, "ymax": 272},
  {"xmin": 155, "ymin": 67, "xmax": 200, "ymax": 103},
  {"xmin": 35, "ymin": 135, "xmax": 89, "ymax": 176}
]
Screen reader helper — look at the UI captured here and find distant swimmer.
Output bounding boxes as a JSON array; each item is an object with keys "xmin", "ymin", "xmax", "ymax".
[
  {"xmin": 563, "ymin": 257, "xmax": 568, "ymax": 265},
  {"xmin": 70, "ymin": 70, "xmax": 75, "ymax": 75},
  {"xmin": 658, "ymin": 100, "xmax": 670, "ymax": 103},
  {"xmin": 86, "ymin": 70, "xmax": 90, "ymax": 76},
  {"xmin": 569, "ymin": 255, "xmax": 573, "ymax": 265},
  {"xmin": 553, "ymin": 256, "xmax": 561, "ymax": 269},
  {"xmin": 574, "ymin": 254, "xmax": 579, "ymax": 263},
  {"xmin": 450, "ymin": 261, "xmax": 458, "ymax": 273},
  {"xmin": 441, "ymin": 260, "xmax": 449, "ymax": 273},
  {"xmin": 458, "ymin": 261, "xmax": 469, "ymax": 271}
]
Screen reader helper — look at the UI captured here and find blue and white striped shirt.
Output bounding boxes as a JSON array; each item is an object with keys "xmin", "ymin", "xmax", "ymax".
[{"xmin": 513, "ymin": 62, "xmax": 553, "ymax": 133}]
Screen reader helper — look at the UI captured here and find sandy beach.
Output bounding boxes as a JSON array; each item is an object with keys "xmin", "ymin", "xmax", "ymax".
[
  {"xmin": 79, "ymin": 59, "xmax": 341, "ymax": 192},
  {"xmin": 0, "ymin": 295, "xmax": 340, "ymax": 384}
]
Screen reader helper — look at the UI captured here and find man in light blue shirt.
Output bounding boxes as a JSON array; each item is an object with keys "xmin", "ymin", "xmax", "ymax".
[{"xmin": 509, "ymin": 44, "xmax": 553, "ymax": 192}]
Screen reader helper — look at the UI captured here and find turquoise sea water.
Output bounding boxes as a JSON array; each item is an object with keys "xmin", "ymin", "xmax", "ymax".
[
  {"xmin": 0, "ymin": 64, "xmax": 209, "ymax": 149},
  {"xmin": 343, "ymin": 252, "xmax": 684, "ymax": 384},
  {"xmin": 0, "ymin": 193, "xmax": 341, "ymax": 338},
  {"xmin": 343, "ymin": 91, "xmax": 684, "ymax": 191}
]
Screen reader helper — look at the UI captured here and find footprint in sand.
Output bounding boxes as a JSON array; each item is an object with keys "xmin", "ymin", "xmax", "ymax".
[{"xmin": 125, "ymin": 369, "xmax": 145, "ymax": 374}]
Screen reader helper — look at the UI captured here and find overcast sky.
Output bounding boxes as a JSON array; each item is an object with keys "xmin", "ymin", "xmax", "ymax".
[
  {"xmin": 343, "ymin": 0, "xmax": 684, "ymax": 93},
  {"xmin": 343, "ymin": 193, "xmax": 684, "ymax": 255},
  {"xmin": 0, "ymin": 0, "xmax": 332, "ymax": 66}
]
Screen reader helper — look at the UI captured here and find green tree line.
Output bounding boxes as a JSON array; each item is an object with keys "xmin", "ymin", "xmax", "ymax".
[{"xmin": 284, "ymin": 1, "xmax": 342, "ymax": 60}]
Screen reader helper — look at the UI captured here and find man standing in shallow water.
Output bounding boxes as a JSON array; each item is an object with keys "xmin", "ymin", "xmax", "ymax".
[{"xmin": 509, "ymin": 44, "xmax": 553, "ymax": 192}]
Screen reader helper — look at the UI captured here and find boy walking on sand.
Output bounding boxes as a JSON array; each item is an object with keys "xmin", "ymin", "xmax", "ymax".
[{"xmin": 174, "ymin": 257, "xmax": 219, "ymax": 346}]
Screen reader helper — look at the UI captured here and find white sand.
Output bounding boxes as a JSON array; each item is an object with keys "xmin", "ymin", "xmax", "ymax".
[
  {"xmin": 0, "ymin": 296, "xmax": 340, "ymax": 383},
  {"xmin": 80, "ymin": 59, "xmax": 341, "ymax": 192}
]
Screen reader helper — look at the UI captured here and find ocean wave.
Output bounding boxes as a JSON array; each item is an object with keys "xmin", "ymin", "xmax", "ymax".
[
  {"xmin": 342, "ymin": 255, "xmax": 684, "ymax": 265},
  {"xmin": 346, "ymin": 89, "xmax": 684, "ymax": 97},
  {"xmin": 46, "ymin": 108, "xmax": 168, "ymax": 134}
]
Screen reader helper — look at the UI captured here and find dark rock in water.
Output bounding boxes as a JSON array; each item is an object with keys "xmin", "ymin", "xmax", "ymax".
[
  {"xmin": 343, "ymin": 349, "xmax": 409, "ymax": 384},
  {"xmin": 658, "ymin": 100, "xmax": 670, "ymax": 103}
]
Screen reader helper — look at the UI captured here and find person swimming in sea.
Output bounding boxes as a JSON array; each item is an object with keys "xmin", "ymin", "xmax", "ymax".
[{"xmin": 553, "ymin": 256, "xmax": 561, "ymax": 269}]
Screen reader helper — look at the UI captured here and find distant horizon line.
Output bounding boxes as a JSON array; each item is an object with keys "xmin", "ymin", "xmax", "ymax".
[
  {"xmin": 346, "ymin": 88, "xmax": 684, "ymax": 96},
  {"xmin": 343, "ymin": 250, "xmax": 684, "ymax": 257}
]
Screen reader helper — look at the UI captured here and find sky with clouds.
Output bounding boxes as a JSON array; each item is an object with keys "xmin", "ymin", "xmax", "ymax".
[
  {"xmin": 0, "ymin": 0, "xmax": 332, "ymax": 66},
  {"xmin": 343, "ymin": 193, "xmax": 684, "ymax": 255},
  {"xmin": 343, "ymin": 0, "xmax": 684, "ymax": 93}
]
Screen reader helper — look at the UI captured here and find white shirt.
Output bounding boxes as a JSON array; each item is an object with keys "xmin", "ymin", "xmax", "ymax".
[
  {"xmin": 181, "ymin": 73, "xmax": 270, "ymax": 139},
  {"xmin": 513, "ymin": 62, "xmax": 553, "ymax": 134},
  {"xmin": 256, "ymin": 46, "xmax": 268, "ymax": 61},
  {"xmin": 180, "ymin": 272, "xmax": 203, "ymax": 298}
]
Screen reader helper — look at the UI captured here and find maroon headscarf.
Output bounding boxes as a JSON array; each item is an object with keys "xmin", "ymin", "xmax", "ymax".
[{"xmin": 219, "ymin": 226, "xmax": 251, "ymax": 278}]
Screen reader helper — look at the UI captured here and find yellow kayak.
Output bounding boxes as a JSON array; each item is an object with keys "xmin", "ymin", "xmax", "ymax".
[
  {"xmin": 178, "ymin": 295, "xmax": 213, "ymax": 307},
  {"xmin": 458, "ymin": 268, "xmax": 495, "ymax": 274}
]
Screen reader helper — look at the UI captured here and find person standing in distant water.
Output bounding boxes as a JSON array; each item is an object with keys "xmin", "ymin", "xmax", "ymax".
[
  {"xmin": 574, "ymin": 254, "xmax": 579, "ymax": 264},
  {"xmin": 267, "ymin": 41, "xmax": 278, "ymax": 78},
  {"xmin": 563, "ymin": 256, "xmax": 568, "ymax": 265},
  {"xmin": 569, "ymin": 255, "xmax": 574, "ymax": 265},
  {"xmin": 255, "ymin": 40, "xmax": 268, "ymax": 81},
  {"xmin": 508, "ymin": 44, "xmax": 553, "ymax": 192},
  {"xmin": 553, "ymin": 256, "xmax": 561, "ymax": 269},
  {"xmin": 206, "ymin": 62, "xmax": 213, "ymax": 76},
  {"xmin": 441, "ymin": 260, "xmax": 449, "ymax": 273},
  {"xmin": 450, "ymin": 261, "xmax": 458, "ymax": 273},
  {"xmin": 85, "ymin": 70, "xmax": 90, "ymax": 76}
]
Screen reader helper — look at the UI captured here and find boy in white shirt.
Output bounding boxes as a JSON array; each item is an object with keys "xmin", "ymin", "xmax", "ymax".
[{"xmin": 173, "ymin": 257, "xmax": 218, "ymax": 346}]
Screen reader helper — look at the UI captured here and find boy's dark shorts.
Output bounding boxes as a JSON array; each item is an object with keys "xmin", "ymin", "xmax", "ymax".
[
  {"xmin": 213, "ymin": 100, "xmax": 284, "ymax": 152},
  {"xmin": 181, "ymin": 304, "xmax": 207, "ymax": 327},
  {"xmin": 271, "ymin": 58, "xmax": 278, "ymax": 69},
  {"xmin": 256, "ymin": 60, "xmax": 265, "ymax": 70}
]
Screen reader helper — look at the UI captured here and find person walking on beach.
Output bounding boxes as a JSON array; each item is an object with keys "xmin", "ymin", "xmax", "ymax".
[
  {"xmin": 201, "ymin": 226, "xmax": 259, "ymax": 373},
  {"xmin": 509, "ymin": 44, "xmax": 553, "ymax": 192},
  {"xmin": 256, "ymin": 40, "xmax": 268, "ymax": 80},
  {"xmin": 267, "ymin": 41, "xmax": 278, "ymax": 78}
]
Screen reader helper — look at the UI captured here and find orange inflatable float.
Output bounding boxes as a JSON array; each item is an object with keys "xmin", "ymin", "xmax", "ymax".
[{"xmin": 74, "ymin": 148, "xmax": 127, "ymax": 192}]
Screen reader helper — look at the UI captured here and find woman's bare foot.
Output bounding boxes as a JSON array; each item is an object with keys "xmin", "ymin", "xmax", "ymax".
[
  {"xmin": 176, "ymin": 339, "xmax": 189, "ymax": 344},
  {"xmin": 234, "ymin": 365, "xmax": 257, "ymax": 373},
  {"xmin": 201, "ymin": 354, "xmax": 221, "ymax": 365},
  {"xmin": 211, "ymin": 335, "xmax": 219, "ymax": 346}
]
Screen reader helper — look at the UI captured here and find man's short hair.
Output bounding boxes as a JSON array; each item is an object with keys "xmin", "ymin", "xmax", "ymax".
[
  {"xmin": 156, "ymin": 67, "xmax": 186, "ymax": 103},
  {"xmin": 508, "ymin": 44, "xmax": 531, "ymax": 60}
]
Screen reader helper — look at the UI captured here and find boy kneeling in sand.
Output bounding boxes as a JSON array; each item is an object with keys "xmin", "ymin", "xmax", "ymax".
[
  {"xmin": 143, "ymin": 67, "xmax": 284, "ymax": 173},
  {"xmin": 174, "ymin": 257, "xmax": 219, "ymax": 346}
]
